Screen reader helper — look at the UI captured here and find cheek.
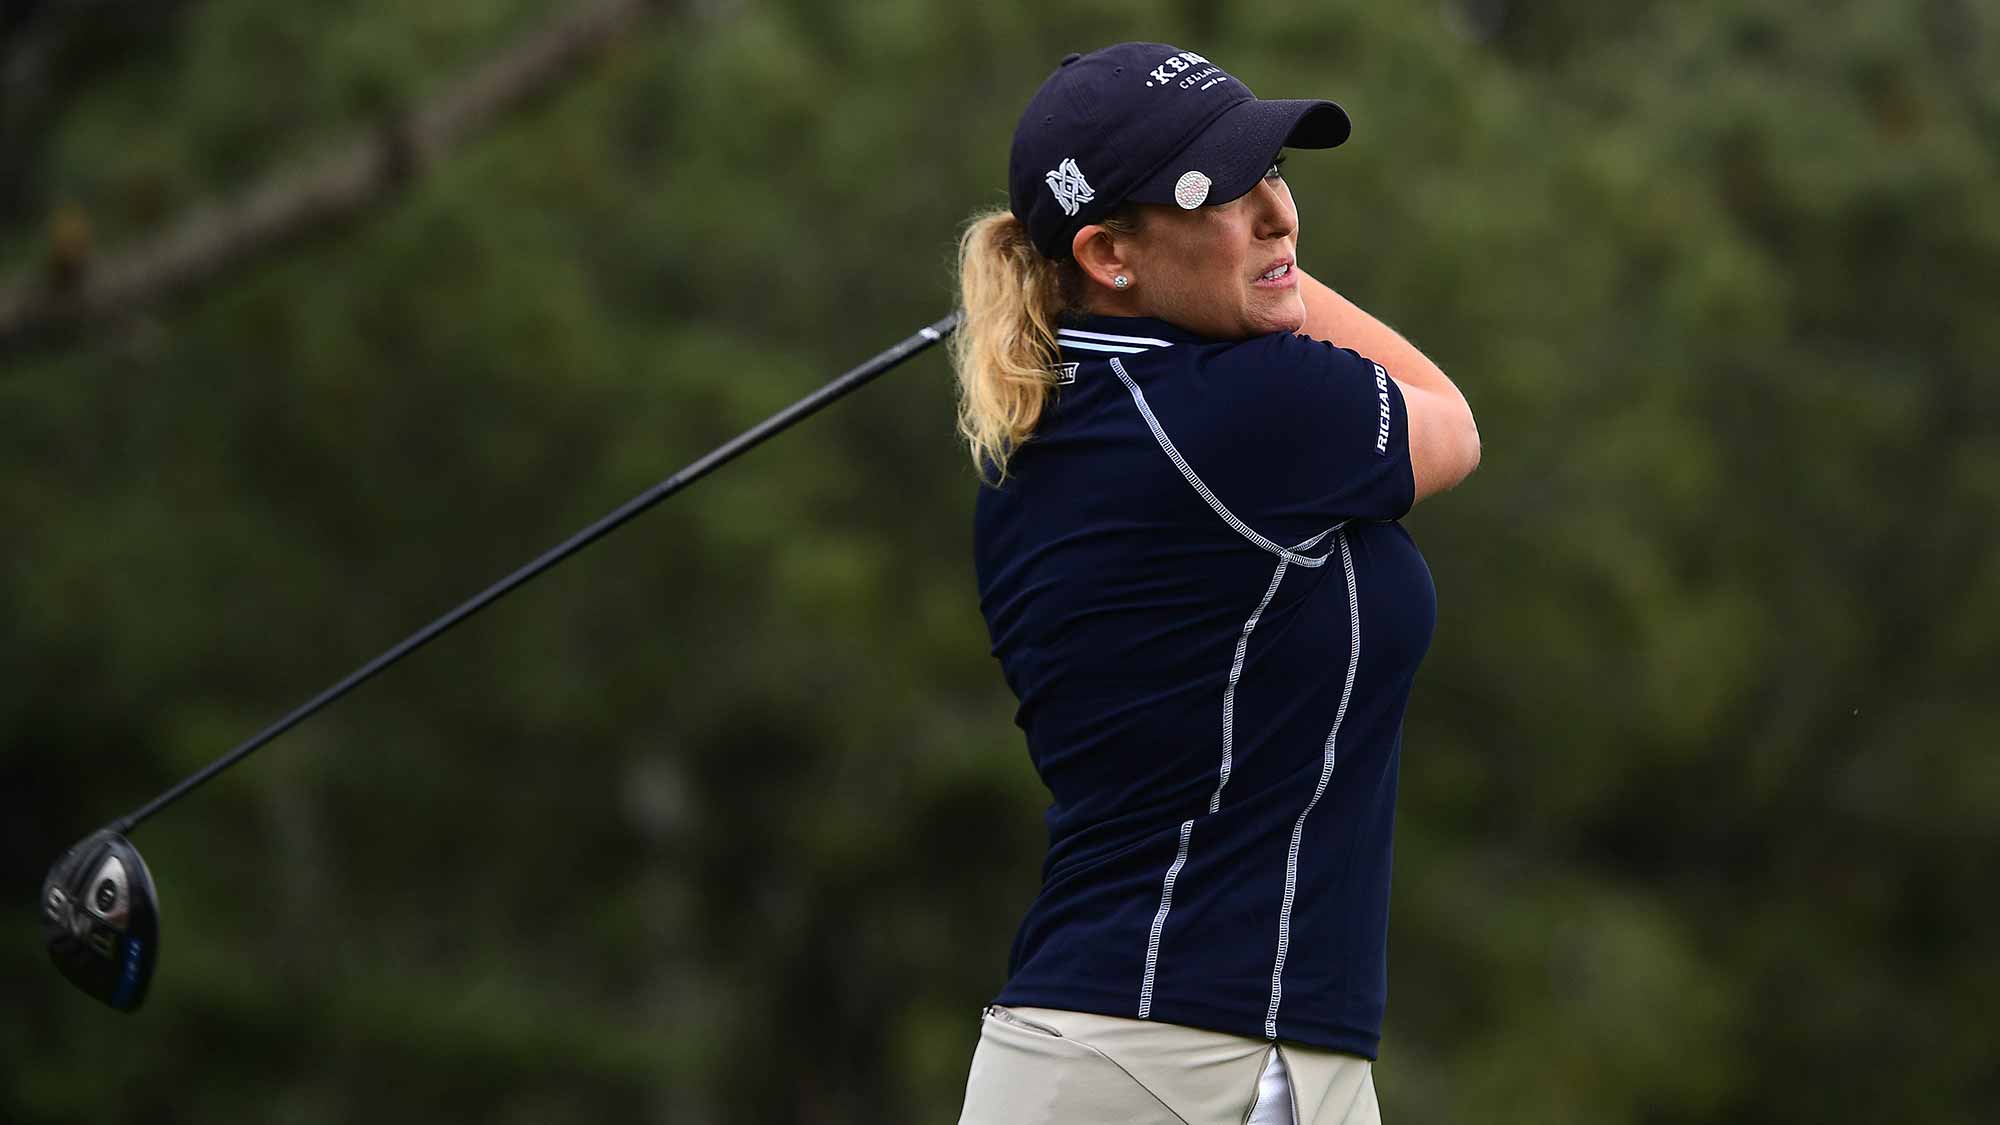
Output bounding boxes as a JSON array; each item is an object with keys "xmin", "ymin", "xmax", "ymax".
[{"xmin": 1148, "ymin": 241, "xmax": 1211, "ymax": 298}]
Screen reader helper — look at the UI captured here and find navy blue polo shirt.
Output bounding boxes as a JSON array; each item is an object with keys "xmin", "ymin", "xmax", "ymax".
[{"xmin": 973, "ymin": 314, "xmax": 1435, "ymax": 1058}]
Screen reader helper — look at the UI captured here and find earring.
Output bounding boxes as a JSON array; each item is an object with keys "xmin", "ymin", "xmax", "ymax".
[{"xmin": 1113, "ymin": 275, "xmax": 1131, "ymax": 290}]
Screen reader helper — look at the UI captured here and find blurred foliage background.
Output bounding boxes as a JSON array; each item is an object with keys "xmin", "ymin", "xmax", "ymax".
[{"xmin": 3, "ymin": 0, "xmax": 1996, "ymax": 1121}]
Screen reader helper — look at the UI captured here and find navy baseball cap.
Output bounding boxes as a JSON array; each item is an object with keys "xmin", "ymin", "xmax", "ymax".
[{"xmin": 1008, "ymin": 43, "xmax": 1351, "ymax": 259}]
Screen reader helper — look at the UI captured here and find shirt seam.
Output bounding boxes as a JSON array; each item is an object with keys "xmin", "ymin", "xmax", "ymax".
[{"xmin": 1108, "ymin": 356, "xmax": 1344, "ymax": 567}]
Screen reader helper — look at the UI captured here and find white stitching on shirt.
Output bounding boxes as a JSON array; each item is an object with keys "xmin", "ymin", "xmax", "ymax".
[
  {"xmin": 1288, "ymin": 527, "xmax": 1336, "ymax": 554},
  {"xmin": 1137, "ymin": 553, "xmax": 1291, "ymax": 1019},
  {"xmin": 1137, "ymin": 818, "xmax": 1193, "ymax": 1019},
  {"xmin": 1108, "ymin": 357, "xmax": 1340, "ymax": 568},
  {"xmin": 1266, "ymin": 528, "xmax": 1360, "ymax": 1039},
  {"xmin": 1108, "ymin": 352, "xmax": 1360, "ymax": 1032},
  {"xmin": 1214, "ymin": 557, "xmax": 1291, "ymax": 817}
]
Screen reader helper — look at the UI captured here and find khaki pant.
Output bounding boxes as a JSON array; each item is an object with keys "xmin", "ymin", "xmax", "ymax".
[{"xmin": 958, "ymin": 1006, "xmax": 1381, "ymax": 1125}]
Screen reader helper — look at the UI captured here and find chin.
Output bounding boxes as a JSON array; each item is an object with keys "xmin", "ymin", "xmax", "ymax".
[{"xmin": 1260, "ymin": 296, "xmax": 1307, "ymax": 336}]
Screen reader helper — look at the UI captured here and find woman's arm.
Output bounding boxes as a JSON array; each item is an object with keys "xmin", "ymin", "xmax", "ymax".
[{"xmin": 1296, "ymin": 268, "xmax": 1481, "ymax": 503}]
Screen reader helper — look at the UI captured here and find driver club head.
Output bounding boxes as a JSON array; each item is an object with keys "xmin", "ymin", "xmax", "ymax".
[{"xmin": 41, "ymin": 829, "xmax": 160, "ymax": 1012}]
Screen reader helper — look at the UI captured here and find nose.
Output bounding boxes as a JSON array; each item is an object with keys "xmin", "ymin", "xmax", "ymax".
[{"xmin": 1250, "ymin": 178, "xmax": 1296, "ymax": 241}]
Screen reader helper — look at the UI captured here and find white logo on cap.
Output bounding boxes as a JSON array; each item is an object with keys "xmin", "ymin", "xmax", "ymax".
[
  {"xmin": 1174, "ymin": 171, "xmax": 1212, "ymax": 209},
  {"xmin": 1145, "ymin": 50, "xmax": 1219, "ymax": 89},
  {"xmin": 1045, "ymin": 157, "xmax": 1095, "ymax": 217}
]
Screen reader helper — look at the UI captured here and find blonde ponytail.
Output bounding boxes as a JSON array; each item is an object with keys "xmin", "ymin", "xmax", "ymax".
[{"xmin": 950, "ymin": 209, "xmax": 1067, "ymax": 482}]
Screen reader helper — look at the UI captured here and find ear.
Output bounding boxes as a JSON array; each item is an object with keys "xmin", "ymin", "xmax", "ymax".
[{"xmin": 1070, "ymin": 224, "xmax": 1132, "ymax": 293}]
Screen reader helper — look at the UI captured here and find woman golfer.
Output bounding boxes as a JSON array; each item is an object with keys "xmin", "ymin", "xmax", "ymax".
[{"xmin": 952, "ymin": 43, "xmax": 1480, "ymax": 1124}]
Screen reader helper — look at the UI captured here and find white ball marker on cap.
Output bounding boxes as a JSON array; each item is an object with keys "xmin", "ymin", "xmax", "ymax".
[{"xmin": 1173, "ymin": 170, "xmax": 1212, "ymax": 209}]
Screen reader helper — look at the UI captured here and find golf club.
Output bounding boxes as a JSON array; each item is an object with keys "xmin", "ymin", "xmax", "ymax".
[{"xmin": 40, "ymin": 310, "xmax": 962, "ymax": 1012}]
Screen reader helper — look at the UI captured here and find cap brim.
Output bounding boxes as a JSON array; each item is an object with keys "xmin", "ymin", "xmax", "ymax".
[{"xmin": 1127, "ymin": 97, "xmax": 1350, "ymax": 210}]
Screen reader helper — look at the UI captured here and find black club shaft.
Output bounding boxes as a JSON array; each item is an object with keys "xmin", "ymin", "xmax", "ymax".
[{"xmin": 110, "ymin": 311, "xmax": 961, "ymax": 835}]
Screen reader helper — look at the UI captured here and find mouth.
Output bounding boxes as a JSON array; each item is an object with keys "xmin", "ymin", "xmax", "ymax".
[{"xmin": 1253, "ymin": 258, "xmax": 1296, "ymax": 287}]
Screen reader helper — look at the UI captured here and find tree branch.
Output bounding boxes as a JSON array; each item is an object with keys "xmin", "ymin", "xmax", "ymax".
[{"xmin": 0, "ymin": 0, "xmax": 663, "ymax": 356}]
